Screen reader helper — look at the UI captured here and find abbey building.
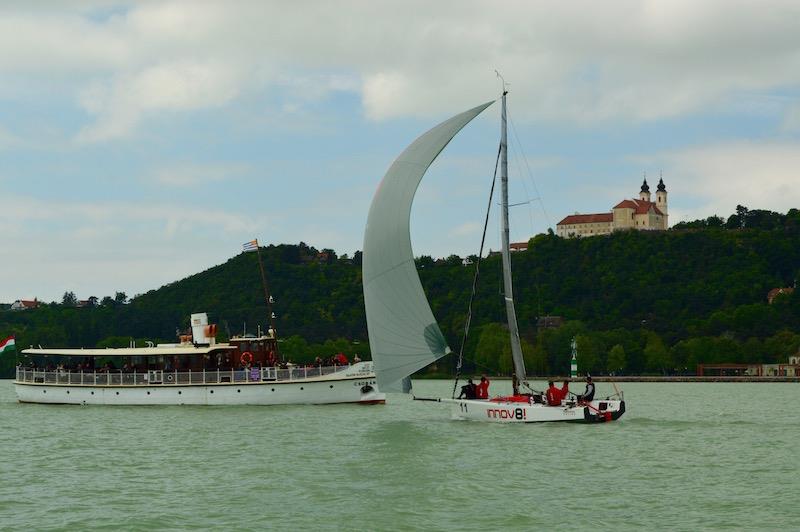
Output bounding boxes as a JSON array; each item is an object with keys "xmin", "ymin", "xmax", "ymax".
[{"xmin": 556, "ymin": 178, "xmax": 668, "ymax": 238}]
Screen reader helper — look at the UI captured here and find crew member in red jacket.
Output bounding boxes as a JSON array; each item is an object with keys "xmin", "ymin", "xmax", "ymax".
[
  {"xmin": 545, "ymin": 380, "xmax": 569, "ymax": 406},
  {"xmin": 476, "ymin": 376, "xmax": 490, "ymax": 399}
]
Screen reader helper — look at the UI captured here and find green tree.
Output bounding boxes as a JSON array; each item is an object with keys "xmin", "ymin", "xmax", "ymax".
[
  {"xmin": 645, "ymin": 332, "xmax": 672, "ymax": 374},
  {"xmin": 575, "ymin": 334, "xmax": 600, "ymax": 374},
  {"xmin": 607, "ymin": 344, "xmax": 626, "ymax": 374},
  {"xmin": 280, "ymin": 335, "xmax": 310, "ymax": 363},
  {"xmin": 474, "ymin": 323, "xmax": 510, "ymax": 375},
  {"xmin": 525, "ymin": 337, "xmax": 548, "ymax": 376},
  {"xmin": 61, "ymin": 291, "xmax": 77, "ymax": 307}
]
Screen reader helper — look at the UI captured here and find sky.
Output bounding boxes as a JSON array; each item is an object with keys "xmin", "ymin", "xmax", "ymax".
[{"xmin": 2, "ymin": 0, "xmax": 800, "ymax": 303}]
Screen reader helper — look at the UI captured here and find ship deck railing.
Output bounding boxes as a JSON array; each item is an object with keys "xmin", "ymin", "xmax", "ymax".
[{"xmin": 14, "ymin": 364, "xmax": 357, "ymax": 386}]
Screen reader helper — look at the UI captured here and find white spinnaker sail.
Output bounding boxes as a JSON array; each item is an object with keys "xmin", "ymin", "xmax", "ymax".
[{"xmin": 363, "ymin": 101, "xmax": 493, "ymax": 391}]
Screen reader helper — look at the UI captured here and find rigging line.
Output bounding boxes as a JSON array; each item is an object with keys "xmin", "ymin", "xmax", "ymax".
[
  {"xmin": 507, "ymin": 140, "xmax": 537, "ymax": 240},
  {"xmin": 507, "ymin": 109, "xmax": 547, "ymax": 323},
  {"xmin": 453, "ymin": 356, "xmax": 496, "ymax": 376},
  {"xmin": 508, "ymin": 111, "xmax": 553, "ymax": 230},
  {"xmin": 522, "ymin": 381, "xmax": 544, "ymax": 395},
  {"xmin": 451, "ymin": 142, "xmax": 502, "ymax": 400}
]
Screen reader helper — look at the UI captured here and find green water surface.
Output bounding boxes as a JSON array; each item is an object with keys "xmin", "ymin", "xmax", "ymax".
[{"xmin": 0, "ymin": 379, "xmax": 797, "ymax": 531}]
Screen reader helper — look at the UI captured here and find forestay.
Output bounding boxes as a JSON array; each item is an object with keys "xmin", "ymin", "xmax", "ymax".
[{"xmin": 363, "ymin": 101, "xmax": 494, "ymax": 390}]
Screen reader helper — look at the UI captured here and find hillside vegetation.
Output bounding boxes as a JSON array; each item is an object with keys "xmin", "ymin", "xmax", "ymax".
[{"xmin": 2, "ymin": 206, "xmax": 799, "ymax": 378}]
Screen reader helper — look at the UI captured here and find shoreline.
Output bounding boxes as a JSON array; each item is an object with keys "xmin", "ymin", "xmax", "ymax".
[
  {"xmin": 421, "ymin": 375, "xmax": 800, "ymax": 383},
  {"xmin": 589, "ymin": 376, "xmax": 800, "ymax": 383}
]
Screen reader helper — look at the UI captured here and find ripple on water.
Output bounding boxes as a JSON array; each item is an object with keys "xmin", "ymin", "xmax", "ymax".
[{"xmin": 1, "ymin": 380, "xmax": 799, "ymax": 530}]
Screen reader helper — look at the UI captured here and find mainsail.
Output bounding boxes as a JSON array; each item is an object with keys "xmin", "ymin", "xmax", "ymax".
[{"xmin": 363, "ymin": 101, "xmax": 494, "ymax": 391}]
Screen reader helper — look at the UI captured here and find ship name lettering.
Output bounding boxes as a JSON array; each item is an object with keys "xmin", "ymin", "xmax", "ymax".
[{"xmin": 486, "ymin": 408, "xmax": 525, "ymax": 420}]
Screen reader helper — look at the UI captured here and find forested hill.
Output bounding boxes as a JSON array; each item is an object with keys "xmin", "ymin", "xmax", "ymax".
[{"xmin": 2, "ymin": 207, "xmax": 800, "ymax": 378}]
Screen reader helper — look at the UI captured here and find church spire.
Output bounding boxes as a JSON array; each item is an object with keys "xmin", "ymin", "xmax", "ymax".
[
  {"xmin": 657, "ymin": 171, "xmax": 666, "ymax": 192},
  {"xmin": 640, "ymin": 174, "xmax": 650, "ymax": 193}
]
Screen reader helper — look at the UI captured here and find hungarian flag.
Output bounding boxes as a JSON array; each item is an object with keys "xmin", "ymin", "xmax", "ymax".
[
  {"xmin": 243, "ymin": 239, "xmax": 259, "ymax": 252},
  {"xmin": 0, "ymin": 336, "xmax": 15, "ymax": 355}
]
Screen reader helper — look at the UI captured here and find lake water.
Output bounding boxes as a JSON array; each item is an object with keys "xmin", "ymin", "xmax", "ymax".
[{"xmin": 1, "ymin": 379, "xmax": 797, "ymax": 531}]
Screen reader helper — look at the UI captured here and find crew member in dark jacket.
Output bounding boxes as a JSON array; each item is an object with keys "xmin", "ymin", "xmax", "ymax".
[
  {"xmin": 578, "ymin": 376, "xmax": 595, "ymax": 402},
  {"xmin": 458, "ymin": 379, "xmax": 477, "ymax": 399}
]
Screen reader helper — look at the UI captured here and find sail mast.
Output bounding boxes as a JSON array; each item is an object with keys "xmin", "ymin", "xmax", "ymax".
[{"xmin": 499, "ymin": 90, "xmax": 527, "ymax": 393}]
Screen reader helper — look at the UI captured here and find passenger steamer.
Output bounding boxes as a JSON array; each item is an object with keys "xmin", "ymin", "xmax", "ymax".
[{"xmin": 14, "ymin": 313, "xmax": 384, "ymax": 406}]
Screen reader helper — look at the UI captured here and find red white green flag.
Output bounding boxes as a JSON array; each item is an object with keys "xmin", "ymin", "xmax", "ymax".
[{"xmin": 0, "ymin": 336, "xmax": 15, "ymax": 355}]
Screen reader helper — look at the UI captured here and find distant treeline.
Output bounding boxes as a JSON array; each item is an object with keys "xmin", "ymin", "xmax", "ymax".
[{"xmin": 2, "ymin": 205, "xmax": 799, "ymax": 378}]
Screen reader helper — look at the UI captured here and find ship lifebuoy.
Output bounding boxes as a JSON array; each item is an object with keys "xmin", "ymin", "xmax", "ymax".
[{"xmin": 240, "ymin": 351, "xmax": 254, "ymax": 365}]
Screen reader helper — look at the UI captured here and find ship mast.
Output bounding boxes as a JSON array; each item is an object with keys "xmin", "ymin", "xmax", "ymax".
[
  {"xmin": 254, "ymin": 245, "xmax": 276, "ymax": 336},
  {"xmin": 499, "ymin": 89, "xmax": 527, "ymax": 394}
]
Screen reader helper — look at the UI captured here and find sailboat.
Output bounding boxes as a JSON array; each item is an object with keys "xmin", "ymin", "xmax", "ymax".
[{"xmin": 363, "ymin": 90, "xmax": 625, "ymax": 423}]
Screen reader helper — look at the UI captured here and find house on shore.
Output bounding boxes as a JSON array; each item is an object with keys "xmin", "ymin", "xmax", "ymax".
[{"xmin": 10, "ymin": 299, "xmax": 38, "ymax": 311}]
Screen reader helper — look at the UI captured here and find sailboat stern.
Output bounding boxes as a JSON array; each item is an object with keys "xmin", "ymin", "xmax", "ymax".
[{"xmin": 583, "ymin": 400, "xmax": 625, "ymax": 423}]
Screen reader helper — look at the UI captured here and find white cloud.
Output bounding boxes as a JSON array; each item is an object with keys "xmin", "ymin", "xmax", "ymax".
[
  {"xmin": 645, "ymin": 141, "xmax": 800, "ymax": 223},
  {"xmin": 0, "ymin": 124, "xmax": 20, "ymax": 149},
  {"xmin": 76, "ymin": 60, "xmax": 245, "ymax": 142},
  {"xmin": 1, "ymin": 1, "xmax": 800, "ymax": 141},
  {"xmin": 151, "ymin": 162, "xmax": 249, "ymax": 187},
  {"xmin": 0, "ymin": 193, "xmax": 272, "ymax": 301},
  {"xmin": 782, "ymin": 102, "xmax": 800, "ymax": 131},
  {"xmin": 449, "ymin": 221, "xmax": 480, "ymax": 238}
]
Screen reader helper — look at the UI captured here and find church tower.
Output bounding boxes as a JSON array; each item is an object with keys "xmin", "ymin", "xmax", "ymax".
[
  {"xmin": 656, "ymin": 176, "xmax": 668, "ymax": 227},
  {"xmin": 639, "ymin": 176, "xmax": 651, "ymax": 202}
]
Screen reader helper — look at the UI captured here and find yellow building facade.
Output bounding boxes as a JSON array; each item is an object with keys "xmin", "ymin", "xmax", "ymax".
[{"xmin": 557, "ymin": 178, "xmax": 668, "ymax": 238}]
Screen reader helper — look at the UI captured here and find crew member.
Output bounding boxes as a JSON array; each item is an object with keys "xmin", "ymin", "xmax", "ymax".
[
  {"xmin": 458, "ymin": 378, "xmax": 477, "ymax": 399},
  {"xmin": 545, "ymin": 380, "xmax": 569, "ymax": 406},
  {"xmin": 578, "ymin": 376, "xmax": 595, "ymax": 402},
  {"xmin": 476, "ymin": 376, "xmax": 490, "ymax": 399}
]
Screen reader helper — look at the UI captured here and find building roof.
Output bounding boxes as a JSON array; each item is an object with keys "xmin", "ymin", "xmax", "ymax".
[
  {"xmin": 510, "ymin": 242, "xmax": 528, "ymax": 250},
  {"xmin": 14, "ymin": 299, "xmax": 38, "ymax": 308},
  {"xmin": 557, "ymin": 213, "xmax": 613, "ymax": 226},
  {"xmin": 767, "ymin": 287, "xmax": 794, "ymax": 304},
  {"xmin": 613, "ymin": 198, "xmax": 664, "ymax": 216}
]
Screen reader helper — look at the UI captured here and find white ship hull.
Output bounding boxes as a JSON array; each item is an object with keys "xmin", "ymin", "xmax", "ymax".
[
  {"xmin": 444, "ymin": 398, "xmax": 625, "ymax": 423},
  {"xmin": 14, "ymin": 363, "xmax": 385, "ymax": 406}
]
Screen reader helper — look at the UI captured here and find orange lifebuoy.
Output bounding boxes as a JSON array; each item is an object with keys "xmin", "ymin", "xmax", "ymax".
[{"xmin": 240, "ymin": 351, "xmax": 253, "ymax": 365}]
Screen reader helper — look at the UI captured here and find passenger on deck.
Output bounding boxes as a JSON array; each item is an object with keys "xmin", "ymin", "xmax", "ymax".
[
  {"xmin": 578, "ymin": 376, "xmax": 595, "ymax": 403},
  {"xmin": 458, "ymin": 379, "xmax": 477, "ymax": 399},
  {"xmin": 476, "ymin": 376, "xmax": 490, "ymax": 399},
  {"xmin": 353, "ymin": 354, "xmax": 362, "ymax": 364},
  {"xmin": 545, "ymin": 380, "xmax": 569, "ymax": 406}
]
